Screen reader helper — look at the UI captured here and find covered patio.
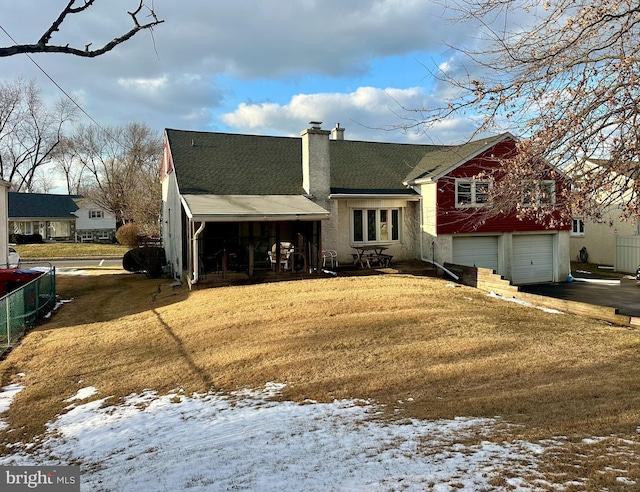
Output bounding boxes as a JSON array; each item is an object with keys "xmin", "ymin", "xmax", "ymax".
[{"xmin": 181, "ymin": 194, "xmax": 330, "ymax": 286}]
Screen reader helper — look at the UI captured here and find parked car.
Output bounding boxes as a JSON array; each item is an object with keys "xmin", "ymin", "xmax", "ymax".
[
  {"xmin": 636, "ymin": 265, "xmax": 640, "ymax": 283},
  {"xmin": 8, "ymin": 246, "xmax": 20, "ymax": 268}
]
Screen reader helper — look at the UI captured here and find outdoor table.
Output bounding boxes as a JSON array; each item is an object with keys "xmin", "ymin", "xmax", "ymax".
[{"xmin": 352, "ymin": 246, "xmax": 393, "ymax": 268}]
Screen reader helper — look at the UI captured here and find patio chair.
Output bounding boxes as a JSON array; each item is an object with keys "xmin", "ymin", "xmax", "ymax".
[
  {"xmin": 268, "ymin": 242, "xmax": 294, "ymax": 271},
  {"xmin": 322, "ymin": 249, "xmax": 338, "ymax": 269}
]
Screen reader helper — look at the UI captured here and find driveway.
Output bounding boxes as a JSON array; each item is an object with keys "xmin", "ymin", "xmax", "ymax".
[{"xmin": 519, "ymin": 272, "xmax": 640, "ymax": 318}]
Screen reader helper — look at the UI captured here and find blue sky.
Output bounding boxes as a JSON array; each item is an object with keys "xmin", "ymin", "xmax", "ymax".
[{"xmin": 0, "ymin": 0, "xmax": 493, "ymax": 144}]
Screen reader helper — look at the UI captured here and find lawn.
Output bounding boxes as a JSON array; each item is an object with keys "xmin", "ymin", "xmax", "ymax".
[
  {"xmin": 0, "ymin": 270, "xmax": 638, "ymax": 489},
  {"xmin": 12, "ymin": 242, "xmax": 128, "ymax": 259}
]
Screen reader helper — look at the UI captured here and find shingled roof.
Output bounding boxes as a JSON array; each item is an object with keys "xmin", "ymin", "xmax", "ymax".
[
  {"xmin": 166, "ymin": 130, "xmax": 305, "ymax": 195},
  {"xmin": 8, "ymin": 192, "xmax": 79, "ymax": 219},
  {"xmin": 165, "ymin": 129, "xmax": 512, "ymax": 195},
  {"xmin": 403, "ymin": 134, "xmax": 513, "ymax": 183}
]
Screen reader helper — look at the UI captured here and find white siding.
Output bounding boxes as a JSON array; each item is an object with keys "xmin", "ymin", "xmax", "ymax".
[{"xmin": 74, "ymin": 203, "xmax": 116, "ymax": 231}]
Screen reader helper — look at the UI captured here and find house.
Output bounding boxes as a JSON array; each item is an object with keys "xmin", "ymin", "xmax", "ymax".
[
  {"xmin": 9, "ymin": 192, "xmax": 79, "ymax": 242},
  {"xmin": 0, "ymin": 180, "xmax": 10, "ymax": 265},
  {"xmin": 161, "ymin": 124, "xmax": 571, "ymax": 286},
  {"xmin": 73, "ymin": 197, "xmax": 117, "ymax": 243},
  {"xmin": 565, "ymin": 158, "xmax": 638, "ymax": 267},
  {"xmin": 8, "ymin": 193, "xmax": 117, "ymax": 243}
]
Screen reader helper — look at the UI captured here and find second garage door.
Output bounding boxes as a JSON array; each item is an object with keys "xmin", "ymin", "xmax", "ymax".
[
  {"xmin": 452, "ymin": 236, "xmax": 499, "ymax": 272},
  {"xmin": 512, "ymin": 234, "xmax": 554, "ymax": 284}
]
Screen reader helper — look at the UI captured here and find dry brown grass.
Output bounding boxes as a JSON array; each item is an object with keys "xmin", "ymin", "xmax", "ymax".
[{"xmin": 1, "ymin": 270, "xmax": 639, "ymax": 488}]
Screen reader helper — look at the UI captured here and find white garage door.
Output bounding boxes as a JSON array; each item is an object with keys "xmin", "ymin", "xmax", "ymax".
[
  {"xmin": 512, "ymin": 234, "xmax": 554, "ymax": 284},
  {"xmin": 452, "ymin": 236, "xmax": 499, "ymax": 272}
]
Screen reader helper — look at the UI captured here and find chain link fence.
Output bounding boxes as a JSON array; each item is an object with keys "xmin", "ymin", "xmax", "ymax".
[{"xmin": 0, "ymin": 264, "xmax": 56, "ymax": 352}]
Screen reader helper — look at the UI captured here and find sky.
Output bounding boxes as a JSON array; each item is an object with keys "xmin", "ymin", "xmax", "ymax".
[{"xmin": 0, "ymin": 0, "xmax": 496, "ymax": 146}]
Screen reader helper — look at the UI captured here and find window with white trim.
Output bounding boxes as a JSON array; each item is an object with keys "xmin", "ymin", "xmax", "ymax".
[
  {"xmin": 571, "ymin": 218, "xmax": 585, "ymax": 236},
  {"xmin": 89, "ymin": 210, "xmax": 105, "ymax": 219},
  {"xmin": 352, "ymin": 208, "xmax": 402, "ymax": 244},
  {"xmin": 455, "ymin": 179, "xmax": 492, "ymax": 207},
  {"xmin": 522, "ymin": 180, "xmax": 556, "ymax": 207}
]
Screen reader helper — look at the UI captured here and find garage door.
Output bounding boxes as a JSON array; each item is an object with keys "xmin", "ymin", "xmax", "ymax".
[
  {"xmin": 452, "ymin": 236, "xmax": 499, "ymax": 272},
  {"xmin": 512, "ymin": 234, "xmax": 554, "ymax": 284}
]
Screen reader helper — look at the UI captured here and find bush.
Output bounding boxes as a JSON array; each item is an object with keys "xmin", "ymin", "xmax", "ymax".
[{"xmin": 116, "ymin": 223, "xmax": 142, "ymax": 248}]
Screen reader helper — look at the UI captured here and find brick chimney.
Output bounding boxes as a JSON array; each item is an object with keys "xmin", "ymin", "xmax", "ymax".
[{"xmin": 301, "ymin": 122, "xmax": 331, "ymax": 204}]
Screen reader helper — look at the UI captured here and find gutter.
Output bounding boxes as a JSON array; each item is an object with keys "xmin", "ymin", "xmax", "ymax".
[{"xmin": 191, "ymin": 221, "xmax": 206, "ymax": 285}]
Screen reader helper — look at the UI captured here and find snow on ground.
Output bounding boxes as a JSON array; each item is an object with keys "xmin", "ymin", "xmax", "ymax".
[
  {"xmin": 0, "ymin": 382, "xmax": 571, "ymax": 491},
  {"xmin": 487, "ymin": 292, "xmax": 566, "ymax": 314}
]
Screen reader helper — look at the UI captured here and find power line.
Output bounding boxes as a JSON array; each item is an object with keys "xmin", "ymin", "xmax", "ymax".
[{"xmin": 0, "ymin": 24, "xmax": 115, "ymax": 139}]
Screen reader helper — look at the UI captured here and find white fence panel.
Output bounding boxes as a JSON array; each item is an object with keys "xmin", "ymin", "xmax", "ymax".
[{"xmin": 614, "ymin": 235, "xmax": 640, "ymax": 273}]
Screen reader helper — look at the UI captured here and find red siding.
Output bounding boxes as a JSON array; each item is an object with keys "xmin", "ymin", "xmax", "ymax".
[{"xmin": 436, "ymin": 140, "xmax": 570, "ymax": 234}]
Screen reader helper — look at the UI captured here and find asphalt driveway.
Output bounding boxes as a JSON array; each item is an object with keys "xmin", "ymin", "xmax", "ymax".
[{"xmin": 519, "ymin": 272, "xmax": 640, "ymax": 318}]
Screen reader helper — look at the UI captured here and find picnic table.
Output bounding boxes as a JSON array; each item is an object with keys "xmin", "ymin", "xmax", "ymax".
[{"xmin": 352, "ymin": 246, "xmax": 393, "ymax": 268}]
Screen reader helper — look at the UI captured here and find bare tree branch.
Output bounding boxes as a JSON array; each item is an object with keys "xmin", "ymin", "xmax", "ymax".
[
  {"xmin": 0, "ymin": 0, "xmax": 164, "ymax": 58},
  {"xmin": 403, "ymin": 0, "xmax": 640, "ymax": 225}
]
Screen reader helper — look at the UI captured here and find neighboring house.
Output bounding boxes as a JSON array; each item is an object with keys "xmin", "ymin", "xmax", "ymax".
[
  {"xmin": 0, "ymin": 180, "xmax": 10, "ymax": 266},
  {"xmin": 73, "ymin": 197, "xmax": 117, "ymax": 243},
  {"xmin": 9, "ymin": 192, "xmax": 79, "ymax": 242},
  {"xmin": 566, "ymin": 158, "xmax": 638, "ymax": 266},
  {"xmin": 161, "ymin": 124, "xmax": 571, "ymax": 286}
]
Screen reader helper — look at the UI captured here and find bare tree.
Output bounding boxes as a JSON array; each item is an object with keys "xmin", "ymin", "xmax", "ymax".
[
  {"xmin": 0, "ymin": 77, "xmax": 76, "ymax": 191},
  {"xmin": 72, "ymin": 122, "xmax": 162, "ymax": 236},
  {"xmin": 0, "ymin": 1, "xmax": 163, "ymax": 58},
  {"xmin": 52, "ymin": 136, "xmax": 85, "ymax": 195},
  {"xmin": 406, "ymin": 0, "xmax": 640, "ymax": 224}
]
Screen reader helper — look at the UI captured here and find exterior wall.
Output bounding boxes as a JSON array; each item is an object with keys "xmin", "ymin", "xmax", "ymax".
[
  {"xmin": 329, "ymin": 198, "xmax": 420, "ymax": 266},
  {"xmin": 0, "ymin": 181, "xmax": 8, "ymax": 265},
  {"xmin": 436, "ymin": 142, "xmax": 571, "ymax": 236},
  {"xmin": 74, "ymin": 202, "xmax": 116, "ymax": 242},
  {"xmin": 10, "ymin": 219, "xmax": 75, "ymax": 241},
  {"xmin": 569, "ymin": 212, "xmax": 637, "ymax": 266},
  {"xmin": 161, "ymin": 170, "xmax": 184, "ymax": 278}
]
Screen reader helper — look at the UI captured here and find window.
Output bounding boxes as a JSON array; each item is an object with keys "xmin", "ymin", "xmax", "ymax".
[
  {"xmin": 352, "ymin": 208, "xmax": 402, "ymax": 244},
  {"xmin": 48, "ymin": 221, "xmax": 70, "ymax": 238},
  {"xmin": 12, "ymin": 221, "xmax": 34, "ymax": 235},
  {"xmin": 89, "ymin": 210, "xmax": 105, "ymax": 219},
  {"xmin": 522, "ymin": 180, "xmax": 556, "ymax": 207},
  {"xmin": 455, "ymin": 179, "xmax": 492, "ymax": 207},
  {"xmin": 571, "ymin": 218, "xmax": 585, "ymax": 236}
]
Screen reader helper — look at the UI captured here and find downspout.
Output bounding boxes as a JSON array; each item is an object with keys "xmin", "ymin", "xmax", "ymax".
[
  {"xmin": 191, "ymin": 221, "xmax": 206, "ymax": 285},
  {"xmin": 416, "ymin": 194, "xmax": 459, "ymax": 281}
]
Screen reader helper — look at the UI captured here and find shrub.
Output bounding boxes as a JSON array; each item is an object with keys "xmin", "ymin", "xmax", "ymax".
[{"xmin": 115, "ymin": 223, "xmax": 142, "ymax": 248}]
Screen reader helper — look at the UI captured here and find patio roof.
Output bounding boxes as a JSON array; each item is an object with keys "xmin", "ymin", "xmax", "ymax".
[{"xmin": 181, "ymin": 194, "xmax": 330, "ymax": 222}]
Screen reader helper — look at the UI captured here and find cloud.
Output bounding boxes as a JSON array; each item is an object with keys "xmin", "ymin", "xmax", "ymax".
[
  {"xmin": 221, "ymin": 86, "xmax": 478, "ymax": 143},
  {"xmin": 0, "ymin": 0, "xmax": 495, "ymax": 143}
]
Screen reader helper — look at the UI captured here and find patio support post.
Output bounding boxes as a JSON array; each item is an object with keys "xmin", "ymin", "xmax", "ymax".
[
  {"xmin": 316, "ymin": 220, "xmax": 322, "ymax": 272},
  {"xmin": 275, "ymin": 224, "xmax": 281, "ymax": 274},
  {"xmin": 222, "ymin": 248, "xmax": 227, "ymax": 279},
  {"xmin": 248, "ymin": 222, "xmax": 255, "ymax": 277}
]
